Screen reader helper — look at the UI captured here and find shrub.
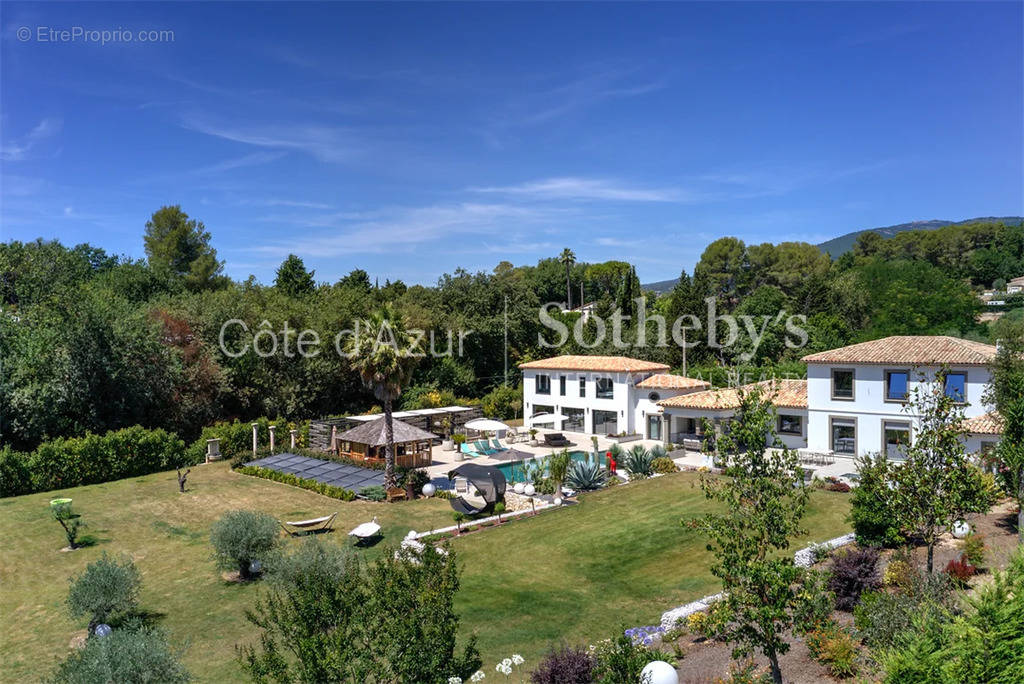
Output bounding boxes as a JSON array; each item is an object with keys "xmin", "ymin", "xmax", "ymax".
[
  {"xmin": 882, "ymin": 549, "xmax": 917, "ymax": 590},
  {"xmin": 818, "ymin": 629, "xmax": 858, "ymax": 678},
  {"xmin": 359, "ymin": 485, "xmax": 386, "ymax": 501},
  {"xmin": 564, "ymin": 461, "xmax": 609, "ymax": 491},
  {"xmin": 826, "ymin": 481, "xmax": 851, "ymax": 493},
  {"xmin": 591, "ymin": 630, "xmax": 666, "ymax": 683},
  {"xmin": 67, "ymin": 553, "xmax": 142, "ymax": 632},
  {"xmin": 687, "ymin": 610, "xmax": 709, "ymax": 635},
  {"xmin": 529, "ymin": 645, "xmax": 595, "ymax": 684},
  {"xmin": 854, "ymin": 571, "xmax": 954, "ymax": 647},
  {"xmin": 961, "ymin": 532, "xmax": 986, "ymax": 568},
  {"xmin": 186, "ymin": 417, "xmax": 307, "ymax": 463},
  {"xmin": 235, "ymin": 466, "xmax": 356, "ymax": 501},
  {"xmin": 50, "ymin": 627, "xmax": 190, "ymax": 684},
  {"xmin": 945, "ymin": 555, "xmax": 977, "ymax": 586},
  {"xmin": 848, "ymin": 454, "xmax": 903, "ymax": 547},
  {"xmin": 401, "ymin": 468, "xmax": 430, "ymax": 495},
  {"xmin": 651, "ymin": 457, "xmax": 678, "ymax": 474},
  {"xmin": 0, "ymin": 446, "xmax": 33, "ymax": 497},
  {"xmin": 621, "ymin": 446, "xmax": 654, "ymax": 479},
  {"xmin": 210, "ymin": 510, "xmax": 280, "ymax": 579},
  {"xmin": 828, "ymin": 546, "xmax": 881, "ymax": 611}
]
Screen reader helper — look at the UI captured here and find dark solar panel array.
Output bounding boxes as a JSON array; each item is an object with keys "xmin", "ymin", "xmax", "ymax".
[{"xmin": 245, "ymin": 453, "xmax": 386, "ymax": 490}]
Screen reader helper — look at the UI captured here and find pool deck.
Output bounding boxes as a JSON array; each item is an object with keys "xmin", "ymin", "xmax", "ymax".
[{"xmin": 422, "ymin": 428, "xmax": 667, "ymax": 483}]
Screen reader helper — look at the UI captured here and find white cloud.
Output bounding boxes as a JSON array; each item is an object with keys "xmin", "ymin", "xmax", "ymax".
[
  {"xmin": 245, "ymin": 202, "xmax": 569, "ymax": 257},
  {"xmin": 181, "ymin": 116, "xmax": 362, "ymax": 163},
  {"xmin": 471, "ymin": 177, "xmax": 695, "ymax": 203},
  {"xmin": 1, "ymin": 118, "xmax": 62, "ymax": 161}
]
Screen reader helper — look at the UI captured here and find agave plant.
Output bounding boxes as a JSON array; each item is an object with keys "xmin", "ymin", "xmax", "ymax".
[
  {"xmin": 609, "ymin": 443, "xmax": 624, "ymax": 459},
  {"xmin": 564, "ymin": 460, "xmax": 609, "ymax": 491},
  {"xmin": 622, "ymin": 445, "xmax": 654, "ymax": 479},
  {"xmin": 648, "ymin": 444, "xmax": 668, "ymax": 460}
]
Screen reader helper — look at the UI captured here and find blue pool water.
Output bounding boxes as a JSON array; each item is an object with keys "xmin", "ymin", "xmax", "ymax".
[{"xmin": 496, "ymin": 450, "xmax": 606, "ymax": 482}]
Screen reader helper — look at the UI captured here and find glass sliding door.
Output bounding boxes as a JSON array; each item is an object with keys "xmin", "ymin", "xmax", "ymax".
[
  {"xmin": 593, "ymin": 410, "xmax": 618, "ymax": 435},
  {"xmin": 647, "ymin": 415, "xmax": 662, "ymax": 441},
  {"xmin": 563, "ymin": 407, "xmax": 585, "ymax": 432}
]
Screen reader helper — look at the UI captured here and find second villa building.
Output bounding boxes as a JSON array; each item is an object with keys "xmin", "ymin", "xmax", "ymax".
[{"xmin": 521, "ymin": 335, "xmax": 1002, "ymax": 459}]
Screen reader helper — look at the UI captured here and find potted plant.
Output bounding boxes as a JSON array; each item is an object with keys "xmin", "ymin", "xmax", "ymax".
[
  {"xmin": 529, "ymin": 428, "xmax": 539, "ymax": 446},
  {"xmin": 452, "ymin": 433, "xmax": 467, "ymax": 461},
  {"xmin": 440, "ymin": 417, "xmax": 454, "ymax": 451}
]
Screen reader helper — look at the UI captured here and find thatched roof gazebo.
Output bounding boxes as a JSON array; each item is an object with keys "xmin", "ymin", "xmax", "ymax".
[{"xmin": 335, "ymin": 417, "xmax": 436, "ymax": 469}]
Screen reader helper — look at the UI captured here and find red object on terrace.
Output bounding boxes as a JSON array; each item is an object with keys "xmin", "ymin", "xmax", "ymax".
[{"xmin": 606, "ymin": 451, "xmax": 616, "ymax": 473}]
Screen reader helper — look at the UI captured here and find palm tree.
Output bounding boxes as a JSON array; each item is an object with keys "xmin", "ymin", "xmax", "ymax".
[
  {"xmin": 346, "ymin": 305, "xmax": 420, "ymax": 489},
  {"xmin": 559, "ymin": 248, "xmax": 576, "ymax": 309}
]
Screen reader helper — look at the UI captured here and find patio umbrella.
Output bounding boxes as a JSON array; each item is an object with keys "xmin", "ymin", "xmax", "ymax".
[
  {"xmin": 464, "ymin": 418, "xmax": 512, "ymax": 432},
  {"xmin": 529, "ymin": 412, "xmax": 564, "ymax": 425}
]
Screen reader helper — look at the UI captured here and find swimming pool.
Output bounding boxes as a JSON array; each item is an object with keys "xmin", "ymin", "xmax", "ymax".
[{"xmin": 496, "ymin": 450, "xmax": 606, "ymax": 482}]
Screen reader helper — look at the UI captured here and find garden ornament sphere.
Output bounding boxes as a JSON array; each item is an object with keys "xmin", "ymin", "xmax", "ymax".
[
  {"xmin": 952, "ymin": 520, "xmax": 970, "ymax": 539},
  {"xmin": 553, "ymin": 497, "xmax": 563, "ymax": 506},
  {"xmin": 523, "ymin": 484, "xmax": 536, "ymax": 497},
  {"xmin": 95, "ymin": 624, "xmax": 112, "ymax": 638},
  {"xmin": 249, "ymin": 559, "xmax": 262, "ymax": 575},
  {"xmin": 514, "ymin": 482, "xmax": 525, "ymax": 495},
  {"xmin": 422, "ymin": 483, "xmax": 436, "ymax": 497},
  {"xmin": 641, "ymin": 660, "xmax": 678, "ymax": 684}
]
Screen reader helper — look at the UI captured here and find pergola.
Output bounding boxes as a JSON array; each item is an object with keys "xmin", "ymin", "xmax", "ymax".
[{"xmin": 335, "ymin": 417, "xmax": 436, "ymax": 469}]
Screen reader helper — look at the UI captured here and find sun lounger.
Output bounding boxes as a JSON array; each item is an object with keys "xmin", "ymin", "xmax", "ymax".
[
  {"xmin": 460, "ymin": 443, "xmax": 476, "ymax": 457},
  {"xmin": 544, "ymin": 433, "xmax": 573, "ymax": 447},
  {"xmin": 489, "ymin": 438, "xmax": 507, "ymax": 452},
  {"xmin": 279, "ymin": 512, "xmax": 337, "ymax": 536},
  {"xmin": 348, "ymin": 516, "xmax": 381, "ymax": 544},
  {"xmin": 473, "ymin": 440, "xmax": 497, "ymax": 455}
]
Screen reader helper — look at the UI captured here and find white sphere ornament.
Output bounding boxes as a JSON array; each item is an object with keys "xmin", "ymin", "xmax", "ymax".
[
  {"xmin": 952, "ymin": 520, "xmax": 970, "ymax": 539},
  {"xmin": 422, "ymin": 483, "xmax": 436, "ymax": 497},
  {"xmin": 523, "ymin": 484, "xmax": 536, "ymax": 496},
  {"xmin": 94, "ymin": 624, "xmax": 112, "ymax": 638},
  {"xmin": 553, "ymin": 497, "xmax": 563, "ymax": 506},
  {"xmin": 514, "ymin": 482, "xmax": 525, "ymax": 494},
  {"xmin": 641, "ymin": 660, "xmax": 678, "ymax": 684}
]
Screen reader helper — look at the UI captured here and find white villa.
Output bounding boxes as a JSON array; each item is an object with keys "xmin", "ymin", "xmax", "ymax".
[
  {"xmin": 520, "ymin": 335, "xmax": 1003, "ymax": 459},
  {"xmin": 520, "ymin": 355, "xmax": 709, "ymax": 439}
]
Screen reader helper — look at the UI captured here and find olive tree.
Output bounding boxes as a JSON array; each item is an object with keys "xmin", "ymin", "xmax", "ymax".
[
  {"xmin": 51, "ymin": 628, "xmax": 189, "ymax": 683},
  {"xmin": 67, "ymin": 553, "xmax": 141, "ymax": 633},
  {"xmin": 210, "ymin": 510, "xmax": 279, "ymax": 580}
]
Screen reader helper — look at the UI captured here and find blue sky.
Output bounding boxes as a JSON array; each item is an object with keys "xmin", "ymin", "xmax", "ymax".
[{"xmin": 2, "ymin": 2, "xmax": 1021, "ymax": 285}]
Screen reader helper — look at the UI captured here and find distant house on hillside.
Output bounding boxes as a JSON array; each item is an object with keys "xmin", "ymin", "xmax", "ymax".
[{"xmin": 1006, "ymin": 275, "xmax": 1024, "ymax": 293}]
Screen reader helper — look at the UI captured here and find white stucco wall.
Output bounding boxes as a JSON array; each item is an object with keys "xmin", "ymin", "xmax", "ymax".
[
  {"xmin": 523, "ymin": 369, "xmax": 644, "ymax": 435},
  {"xmin": 806, "ymin": 363, "xmax": 993, "ymax": 457}
]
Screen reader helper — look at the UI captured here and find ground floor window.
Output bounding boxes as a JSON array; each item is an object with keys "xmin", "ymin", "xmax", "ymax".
[
  {"xmin": 831, "ymin": 418, "xmax": 856, "ymax": 455},
  {"xmin": 647, "ymin": 415, "xmax": 662, "ymax": 440},
  {"xmin": 778, "ymin": 414, "xmax": 802, "ymax": 435},
  {"xmin": 883, "ymin": 421, "xmax": 911, "ymax": 460},
  {"xmin": 593, "ymin": 410, "xmax": 618, "ymax": 435},
  {"xmin": 563, "ymin": 407, "xmax": 585, "ymax": 432},
  {"xmin": 532, "ymin": 404, "xmax": 553, "ymax": 417}
]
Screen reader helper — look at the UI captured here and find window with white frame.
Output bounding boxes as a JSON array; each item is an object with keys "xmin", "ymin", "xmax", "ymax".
[
  {"xmin": 535, "ymin": 374, "xmax": 550, "ymax": 395},
  {"xmin": 596, "ymin": 377, "xmax": 614, "ymax": 399}
]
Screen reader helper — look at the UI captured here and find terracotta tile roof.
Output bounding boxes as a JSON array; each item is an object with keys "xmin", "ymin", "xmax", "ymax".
[
  {"xmin": 635, "ymin": 373, "xmax": 711, "ymax": 390},
  {"xmin": 801, "ymin": 336, "xmax": 996, "ymax": 366},
  {"xmin": 962, "ymin": 412, "xmax": 1003, "ymax": 435},
  {"xmin": 518, "ymin": 355, "xmax": 670, "ymax": 373},
  {"xmin": 658, "ymin": 379, "xmax": 807, "ymax": 411}
]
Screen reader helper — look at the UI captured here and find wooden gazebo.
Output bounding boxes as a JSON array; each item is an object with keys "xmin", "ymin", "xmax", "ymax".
[{"xmin": 334, "ymin": 417, "xmax": 436, "ymax": 469}]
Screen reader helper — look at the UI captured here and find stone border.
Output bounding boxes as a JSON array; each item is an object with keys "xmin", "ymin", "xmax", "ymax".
[
  {"xmin": 657, "ymin": 532, "xmax": 856, "ymax": 629},
  {"xmin": 410, "ymin": 500, "xmax": 557, "ymax": 539}
]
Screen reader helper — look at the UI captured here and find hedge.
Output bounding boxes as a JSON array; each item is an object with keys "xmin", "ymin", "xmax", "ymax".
[
  {"xmin": 1, "ymin": 426, "xmax": 187, "ymax": 497},
  {"xmin": 236, "ymin": 465, "xmax": 357, "ymax": 501},
  {"xmin": 185, "ymin": 417, "xmax": 310, "ymax": 463}
]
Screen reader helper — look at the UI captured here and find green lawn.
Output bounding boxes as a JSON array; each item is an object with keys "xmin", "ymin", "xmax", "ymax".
[{"xmin": 0, "ymin": 463, "xmax": 851, "ymax": 682}]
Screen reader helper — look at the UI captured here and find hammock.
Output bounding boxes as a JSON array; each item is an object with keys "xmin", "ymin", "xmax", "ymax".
[{"xmin": 279, "ymin": 512, "xmax": 336, "ymax": 535}]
